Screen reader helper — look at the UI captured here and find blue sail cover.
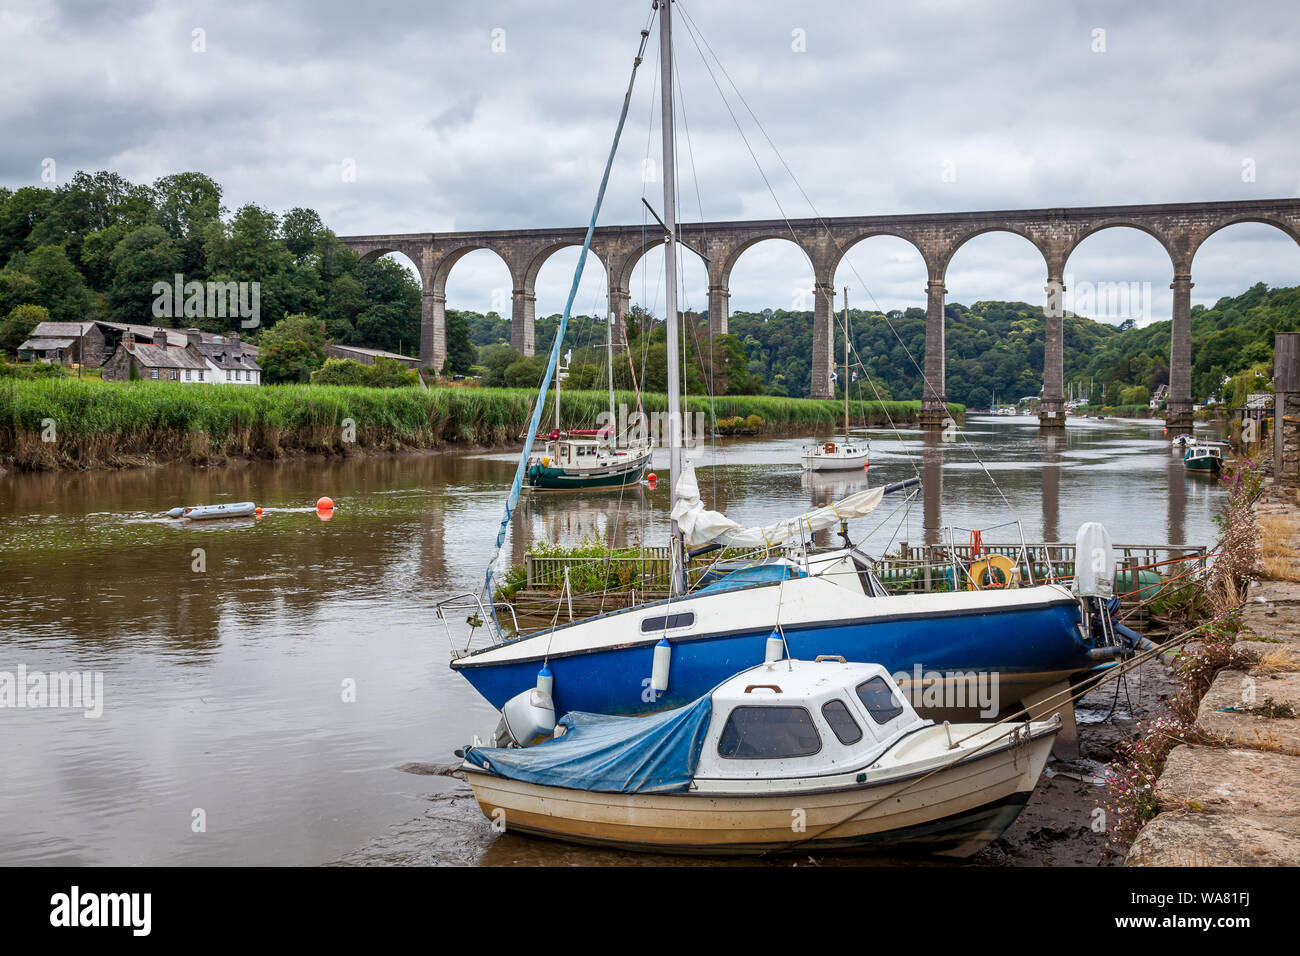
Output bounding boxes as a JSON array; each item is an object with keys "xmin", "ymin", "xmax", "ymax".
[
  {"xmin": 463, "ymin": 696, "xmax": 713, "ymax": 794},
  {"xmin": 697, "ymin": 563, "xmax": 806, "ymax": 594}
]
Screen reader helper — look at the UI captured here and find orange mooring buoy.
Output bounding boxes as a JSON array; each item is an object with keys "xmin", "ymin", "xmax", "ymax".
[
  {"xmin": 646, "ymin": 472, "xmax": 658, "ymax": 490},
  {"xmin": 316, "ymin": 496, "xmax": 334, "ymax": 511}
]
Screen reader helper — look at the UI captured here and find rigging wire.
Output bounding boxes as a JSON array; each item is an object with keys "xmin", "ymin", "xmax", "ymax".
[
  {"xmin": 482, "ymin": 21, "xmax": 652, "ymax": 623},
  {"xmin": 674, "ymin": 1, "xmax": 1015, "ymax": 511}
]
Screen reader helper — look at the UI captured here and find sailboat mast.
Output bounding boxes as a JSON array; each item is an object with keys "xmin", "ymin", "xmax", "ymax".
[
  {"xmin": 659, "ymin": 0, "xmax": 685, "ymax": 593},
  {"xmin": 842, "ymin": 286, "xmax": 850, "ymax": 444},
  {"xmin": 606, "ymin": 312, "xmax": 616, "ymax": 450}
]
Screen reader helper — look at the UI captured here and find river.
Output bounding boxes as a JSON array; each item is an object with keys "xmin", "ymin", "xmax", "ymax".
[{"xmin": 0, "ymin": 414, "xmax": 1227, "ymax": 865}]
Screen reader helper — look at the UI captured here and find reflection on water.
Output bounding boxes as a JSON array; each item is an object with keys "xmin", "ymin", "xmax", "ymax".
[{"xmin": 0, "ymin": 414, "xmax": 1226, "ymax": 865}]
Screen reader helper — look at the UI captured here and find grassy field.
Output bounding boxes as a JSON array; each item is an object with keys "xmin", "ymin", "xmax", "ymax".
[{"xmin": 0, "ymin": 378, "xmax": 963, "ymax": 470}]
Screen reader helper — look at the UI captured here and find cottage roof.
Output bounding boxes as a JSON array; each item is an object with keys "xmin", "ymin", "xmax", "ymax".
[
  {"xmin": 98, "ymin": 321, "xmax": 189, "ymax": 348},
  {"xmin": 197, "ymin": 342, "xmax": 262, "ymax": 372},
  {"xmin": 127, "ymin": 344, "xmax": 209, "ymax": 370},
  {"xmin": 19, "ymin": 337, "xmax": 77, "ymax": 350},
  {"xmin": 327, "ymin": 344, "xmax": 420, "ymax": 365},
  {"xmin": 29, "ymin": 322, "xmax": 93, "ymax": 338}
]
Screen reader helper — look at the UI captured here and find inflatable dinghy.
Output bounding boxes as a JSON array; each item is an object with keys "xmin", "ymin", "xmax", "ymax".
[{"xmin": 166, "ymin": 502, "xmax": 259, "ymax": 520}]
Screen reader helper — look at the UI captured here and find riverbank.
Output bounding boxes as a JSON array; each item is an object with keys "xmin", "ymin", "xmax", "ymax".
[
  {"xmin": 1076, "ymin": 404, "xmax": 1158, "ymax": 419},
  {"xmin": 0, "ymin": 378, "xmax": 964, "ymax": 471},
  {"xmin": 1124, "ymin": 483, "xmax": 1300, "ymax": 865}
]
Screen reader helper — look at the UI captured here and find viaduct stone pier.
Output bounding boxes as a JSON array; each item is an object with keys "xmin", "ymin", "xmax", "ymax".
[{"xmin": 341, "ymin": 198, "xmax": 1300, "ymax": 433}]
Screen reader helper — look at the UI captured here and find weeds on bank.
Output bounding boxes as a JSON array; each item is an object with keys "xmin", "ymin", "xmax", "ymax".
[{"xmin": 1103, "ymin": 447, "xmax": 1266, "ymax": 847}]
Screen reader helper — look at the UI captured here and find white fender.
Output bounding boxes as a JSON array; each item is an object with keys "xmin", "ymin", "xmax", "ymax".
[{"xmin": 651, "ymin": 638, "xmax": 671, "ymax": 693}]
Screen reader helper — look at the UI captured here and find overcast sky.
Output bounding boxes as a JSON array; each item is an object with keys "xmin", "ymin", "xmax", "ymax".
[{"xmin": 2, "ymin": 0, "xmax": 1298, "ymax": 324}]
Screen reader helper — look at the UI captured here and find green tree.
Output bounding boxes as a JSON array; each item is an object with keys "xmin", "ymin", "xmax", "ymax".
[
  {"xmin": 108, "ymin": 226, "xmax": 181, "ymax": 323},
  {"xmin": 503, "ymin": 355, "xmax": 547, "ymax": 388},
  {"xmin": 281, "ymin": 207, "xmax": 325, "ymax": 258},
  {"xmin": 321, "ymin": 273, "xmax": 368, "ymax": 340},
  {"xmin": 152, "ymin": 171, "xmax": 223, "ymax": 275},
  {"xmin": 26, "ymin": 244, "xmax": 89, "ymax": 322},
  {"xmin": 0, "ymin": 267, "xmax": 38, "ymax": 317},
  {"xmin": 442, "ymin": 309, "xmax": 474, "ymax": 375},
  {"xmin": 479, "ymin": 343, "xmax": 520, "ymax": 386},
  {"xmin": 257, "ymin": 313, "xmax": 327, "ymax": 383},
  {"xmin": 0, "ymin": 303, "xmax": 49, "ymax": 355}
]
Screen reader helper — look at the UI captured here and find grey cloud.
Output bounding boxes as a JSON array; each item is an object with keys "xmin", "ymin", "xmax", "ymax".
[{"xmin": 1, "ymin": 0, "xmax": 1296, "ymax": 320}]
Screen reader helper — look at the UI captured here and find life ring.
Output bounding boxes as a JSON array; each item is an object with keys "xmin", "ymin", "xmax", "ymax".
[{"xmin": 969, "ymin": 553, "xmax": 1019, "ymax": 589}]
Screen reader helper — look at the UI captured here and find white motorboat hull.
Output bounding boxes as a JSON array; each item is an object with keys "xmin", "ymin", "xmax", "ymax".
[{"xmin": 466, "ymin": 723, "xmax": 1056, "ymax": 857}]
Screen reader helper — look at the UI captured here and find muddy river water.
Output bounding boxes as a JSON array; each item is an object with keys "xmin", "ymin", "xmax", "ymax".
[{"xmin": 0, "ymin": 415, "xmax": 1226, "ymax": 865}]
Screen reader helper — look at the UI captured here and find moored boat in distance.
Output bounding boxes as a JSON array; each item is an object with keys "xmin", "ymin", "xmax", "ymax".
[
  {"xmin": 524, "ymin": 331, "xmax": 652, "ymax": 490},
  {"xmin": 460, "ymin": 658, "xmax": 1060, "ymax": 856},
  {"xmin": 801, "ymin": 439, "xmax": 870, "ymax": 472},
  {"xmin": 1183, "ymin": 443, "xmax": 1223, "ymax": 473},
  {"xmin": 801, "ymin": 287, "xmax": 869, "ymax": 472},
  {"xmin": 527, "ymin": 429, "xmax": 652, "ymax": 490}
]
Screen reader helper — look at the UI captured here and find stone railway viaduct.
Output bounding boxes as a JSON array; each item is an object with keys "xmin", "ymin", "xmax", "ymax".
[{"xmin": 341, "ymin": 198, "xmax": 1300, "ymax": 432}]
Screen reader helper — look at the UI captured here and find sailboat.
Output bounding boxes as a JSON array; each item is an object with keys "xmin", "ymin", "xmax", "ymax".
[
  {"xmin": 802, "ymin": 287, "xmax": 870, "ymax": 471},
  {"xmin": 457, "ymin": 1, "xmax": 1143, "ymax": 741},
  {"xmin": 525, "ymin": 333, "xmax": 652, "ymax": 491}
]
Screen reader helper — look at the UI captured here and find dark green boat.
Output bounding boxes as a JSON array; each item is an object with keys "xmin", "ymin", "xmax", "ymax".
[
  {"xmin": 1183, "ymin": 444, "xmax": 1223, "ymax": 473},
  {"xmin": 526, "ymin": 433, "xmax": 653, "ymax": 490}
]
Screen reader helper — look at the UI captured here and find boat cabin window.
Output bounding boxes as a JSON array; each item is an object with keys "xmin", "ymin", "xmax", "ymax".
[
  {"xmin": 856, "ymin": 677, "xmax": 905, "ymax": 725},
  {"xmin": 717, "ymin": 706, "xmax": 822, "ymax": 759},
  {"xmin": 820, "ymin": 699, "xmax": 863, "ymax": 745},
  {"xmin": 640, "ymin": 611, "xmax": 695, "ymax": 633},
  {"xmin": 850, "ymin": 550, "xmax": 885, "ymax": 597}
]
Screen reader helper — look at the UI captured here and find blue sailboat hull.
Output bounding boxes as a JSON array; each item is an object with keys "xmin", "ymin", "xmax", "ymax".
[{"xmin": 454, "ymin": 598, "xmax": 1094, "ymax": 718}]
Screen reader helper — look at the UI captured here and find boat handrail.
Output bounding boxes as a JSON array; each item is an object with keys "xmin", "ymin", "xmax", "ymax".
[{"xmin": 437, "ymin": 592, "xmax": 521, "ymax": 657}]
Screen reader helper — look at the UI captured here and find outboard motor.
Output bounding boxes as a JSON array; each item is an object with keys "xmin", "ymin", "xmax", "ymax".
[
  {"xmin": 494, "ymin": 667, "xmax": 558, "ymax": 748},
  {"xmin": 1072, "ymin": 522, "xmax": 1154, "ymax": 659},
  {"xmin": 1072, "ymin": 522, "xmax": 1123, "ymax": 660}
]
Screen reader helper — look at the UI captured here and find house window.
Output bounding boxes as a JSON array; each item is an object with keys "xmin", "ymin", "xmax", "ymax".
[
  {"xmin": 150, "ymin": 368, "xmax": 158, "ymax": 379},
  {"xmin": 717, "ymin": 706, "xmax": 822, "ymax": 759}
]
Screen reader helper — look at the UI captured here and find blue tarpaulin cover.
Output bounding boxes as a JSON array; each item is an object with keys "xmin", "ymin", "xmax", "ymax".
[
  {"xmin": 697, "ymin": 563, "xmax": 805, "ymax": 594},
  {"xmin": 463, "ymin": 696, "xmax": 713, "ymax": 793}
]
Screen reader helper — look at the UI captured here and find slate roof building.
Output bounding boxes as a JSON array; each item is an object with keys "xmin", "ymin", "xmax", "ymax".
[
  {"xmin": 324, "ymin": 343, "xmax": 422, "ymax": 369},
  {"xmin": 17, "ymin": 321, "xmax": 109, "ymax": 366},
  {"xmin": 101, "ymin": 329, "xmax": 213, "ymax": 383},
  {"xmin": 190, "ymin": 330, "xmax": 262, "ymax": 385}
]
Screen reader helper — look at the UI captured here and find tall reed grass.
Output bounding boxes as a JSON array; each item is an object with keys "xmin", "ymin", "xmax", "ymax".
[{"xmin": 0, "ymin": 378, "xmax": 962, "ymax": 470}]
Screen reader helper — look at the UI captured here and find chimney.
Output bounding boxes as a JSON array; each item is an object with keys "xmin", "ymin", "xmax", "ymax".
[
  {"xmin": 229, "ymin": 332, "xmax": 241, "ymax": 346},
  {"xmin": 153, "ymin": 328, "xmax": 170, "ymax": 348},
  {"xmin": 124, "ymin": 331, "xmax": 136, "ymax": 350},
  {"xmin": 186, "ymin": 328, "xmax": 203, "ymax": 348}
]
